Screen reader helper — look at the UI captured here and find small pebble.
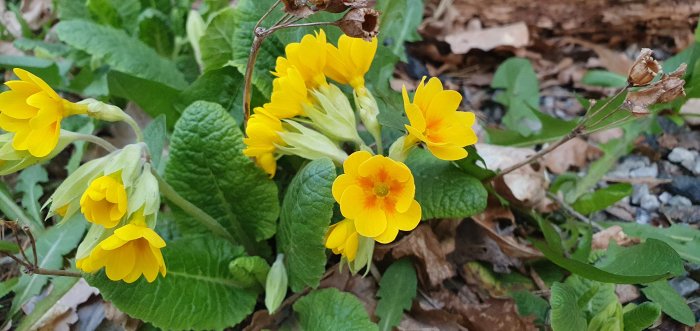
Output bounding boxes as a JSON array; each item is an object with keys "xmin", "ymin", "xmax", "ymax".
[
  {"xmin": 659, "ymin": 192, "xmax": 673, "ymax": 204},
  {"xmin": 668, "ymin": 176, "xmax": 700, "ymax": 204},
  {"xmin": 640, "ymin": 194, "xmax": 660, "ymax": 211},
  {"xmin": 630, "ymin": 164, "xmax": 658, "ymax": 178},
  {"xmin": 669, "ymin": 277, "xmax": 700, "ymax": 297},
  {"xmin": 635, "ymin": 208, "xmax": 652, "ymax": 224},
  {"xmin": 668, "ymin": 195, "xmax": 693, "ymax": 207},
  {"xmin": 632, "ymin": 185, "xmax": 648, "ymax": 205}
]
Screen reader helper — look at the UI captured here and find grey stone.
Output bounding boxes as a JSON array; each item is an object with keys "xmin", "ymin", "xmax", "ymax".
[
  {"xmin": 668, "ymin": 176, "xmax": 700, "ymax": 204},
  {"xmin": 630, "ymin": 164, "xmax": 658, "ymax": 178},
  {"xmin": 631, "ymin": 185, "xmax": 648, "ymax": 205},
  {"xmin": 668, "ymin": 147, "xmax": 696, "ymax": 164},
  {"xmin": 640, "ymin": 194, "xmax": 660, "ymax": 211},
  {"xmin": 668, "ymin": 195, "xmax": 693, "ymax": 207},
  {"xmin": 659, "ymin": 192, "xmax": 673, "ymax": 204},
  {"xmin": 635, "ymin": 208, "xmax": 652, "ymax": 224},
  {"xmin": 660, "ymin": 205, "xmax": 700, "ymax": 223},
  {"xmin": 669, "ymin": 277, "xmax": 700, "ymax": 297},
  {"xmin": 609, "ymin": 156, "xmax": 651, "ymax": 178}
]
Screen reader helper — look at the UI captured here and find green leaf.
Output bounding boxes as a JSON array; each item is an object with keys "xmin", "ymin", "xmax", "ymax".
[
  {"xmin": 277, "ymin": 159, "xmax": 336, "ymax": 292},
  {"xmin": 143, "ymin": 115, "xmax": 167, "ymax": 171},
  {"xmin": 176, "ymin": 66, "xmax": 245, "ymax": 124},
  {"xmin": 510, "ymin": 290, "xmax": 549, "ymax": 324},
  {"xmin": 15, "ymin": 165, "xmax": 48, "ymax": 233},
  {"xmin": 587, "ymin": 300, "xmax": 623, "ymax": 331},
  {"xmin": 56, "ymin": 0, "xmax": 91, "ymax": 20},
  {"xmin": 228, "ymin": 255, "xmax": 270, "ymax": 289},
  {"xmin": 16, "ymin": 277, "xmax": 79, "ymax": 331},
  {"xmin": 454, "ymin": 145, "xmax": 496, "ymax": 180},
  {"xmin": 405, "ymin": 149, "xmax": 487, "ymax": 219},
  {"xmin": 55, "ymin": 19, "xmax": 187, "ymax": 89},
  {"xmin": 10, "ymin": 216, "xmax": 86, "ymax": 317},
  {"xmin": 85, "ymin": 236, "xmax": 258, "ymax": 330},
  {"xmin": 565, "ymin": 275, "xmax": 617, "ymax": 319},
  {"xmin": 550, "ymin": 282, "xmax": 587, "ymax": 331},
  {"xmin": 641, "ymin": 280, "xmax": 695, "ymax": 326},
  {"xmin": 605, "ymin": 222, "xmax": 700, "ymax": 264},
  {"xmin": 491, "ymin": 58, "xmax": 542, "ymax": 137},
  {"xmin": 572, "ymin": 183, "xmax": 632, "ymax": 215},
  {"xmin": 0, "ymin": 240, "xmax": 19, "ymax": 253},
  {"xmin": 486, "ymin": 111, "xmax": 578, "ymax": 147},
  {"xmin": 164, "ymin": 101, "xmax": 279, "ymax": 246},
  {"xmin": 107, "ymin": 71, "xmax": 182, "ymax": 128},
  {"xmin": 622, "ymin": 302, "xmax": 661, "ymax": 331},
  {"xmin": 582, "ymin": 70, "xmax": 628, "ymax": 88},
  {"xmin": 375, "ymin": 0, "xmax": 424, "ymax": 61},
  {"xmin": 137, "ymin": 9, "xmax": 175, "ymax": 57},
  {"xmin": 582, "ymin": 90, "xmax": 629, "ymax": 132},
  {"xmin": 0, "ymin": 277, "xmax": 19, "ymax": 306},
  {"xmin": 0, "ymin": 55, "xmax": 61, "ymax": 86},
  {"xmin": 199, "ymin": 8, "xmax": 237, "ymax": 71},
  {"xmin": 294, "ymin": 288, "xmax": 378, "ymax": 331},
  {"xmin": 86, "ymin": 0, "xmax": 141, "ymax": 30},
  {"xmin": 0, "ymin": 182, "xmax": 34, "ymax": 233},
  {"xmin": 375, "ymin": 259, "xmax": 417, "ymax": 331},
  {"xmin": 533, "ymin": 240, "xmax": 674, "ymax": 284},
  {"xmin": 595, "ymin": 239, "xmax": 684, "ymax": 277}
]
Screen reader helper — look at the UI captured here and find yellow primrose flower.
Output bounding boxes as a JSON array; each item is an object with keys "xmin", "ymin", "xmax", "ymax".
[
  {"xmin": 76, "ymin": 213, "xmax": 166, "ymax": 283},
  {"xmin": 402, "ymin": 77, "xmax": 478, "ymax": 161},
  {"xmin": 332, "ymin": 151, "xmax": 421, "ymax": 244},
  {"xmin": 274, "ymin": 30, "xmax": 328, "ymax": 89},
  {"xmin": 325, "ymin": 35, "xmax": 378, "ymax": 90},
  {"xmin": 325, "ymin": 218, "xmax": 360, "ymax": 261},
  {"xmin": 0, "ymin": 68, "xmax": 86, "ymax": 157},
  {"xmin": 266, "ymin": 67, "xmax": 310, "ymax": 119},
  {"xmin": 80, "ymin": 174, "xmax": 128, "ymax": 228},
  {"xmin": 243, "ymin": 107, "xmax": 284, "ymax": 177}
]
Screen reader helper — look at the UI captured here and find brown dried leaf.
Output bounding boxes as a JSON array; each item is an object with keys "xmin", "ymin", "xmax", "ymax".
[
  {"xmin": 476, "ymin": 143, "xmax": 549, "ymax": 206},
  {"xmin": 542, "ymin": 137, "xmax": 601, "ymax": 174},
  {"xmin": 615, "ymin": 284, "xmax": 640, "ymax": 304},
  {"xmin": 31, "ymin": 279, "xmax": 98, "ymax": 331},
  {"xmin": 471, "ymin": 208, "xmax": 542, "ymax": 259},
  {"xmin": 445, "ymin": 22, "xmax": 529, "ymax": 54},
  {"xmin": 591, "ymin": 225, "xmax": 638, "ymax": 250},
  {"xmin": 451, "ymin": 220, "xmax": 523, "ymax": 273},
  {"xmin": 560, "ymin": 38, "xmax": 632, "ymax": 76},
  {"xmin": 391, "ymin": 224, "xmax": 455, "ymax": 287}
]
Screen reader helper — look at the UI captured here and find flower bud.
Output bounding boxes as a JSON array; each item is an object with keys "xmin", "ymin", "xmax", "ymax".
[
  {"xmin": 265, "ymin": 254, "xmax": 288, "ymax": 314},
  {"xmin": 387, "ymin": 135, "xmax": 417, "ymax": 162},
  {"xmin": 127, "ymin": 163, "xmax": 160, "ymax": 227},
  {"xmin": 337, "ymin": 8, "xmax": 379, "ymax": 41},
  {"xmin": 78, "ymin": 98, "xmax": 131, "ymax": 122},
  {"xmin": 305, "ymin": 84, "xmax": 362, "ymax": 145},
  {"xmin": 355, "ymin": 87, "xmax": 381, "ymax": 145},
  {"xmin": 628, "ymin": 48, "xmax": 660, "ymax": 87},
  {"xmin": 75, "ymin": 223, "xmax": 113, "ymax": 262},
  {"xmin": 0, "ymin": 132, "xmax": 75, "ymax": 175},
  {"xmin": 348, "ymin": 235, "xmax": 374, "ymax": 275},
  {"xmin": 276, "ymin": 120, "xmax": 348, "ymax": 164}
]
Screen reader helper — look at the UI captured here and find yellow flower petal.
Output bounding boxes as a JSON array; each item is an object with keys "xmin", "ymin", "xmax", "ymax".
[{"xmin": 354, "ymin": 206, "xmax": 387, "ymax": 238}]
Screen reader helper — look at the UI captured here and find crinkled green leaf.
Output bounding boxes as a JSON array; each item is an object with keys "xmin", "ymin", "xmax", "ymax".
[
  {"xmin": 164, "ymin": 101, "xmax": 279, "ymax": 247},
  {"xmin": 228, "ymin": 255, "xmax": 270, "ymax": 289},
  {"xmin": 550, "ymin": 282, "xmax": 587, "ymax": 331},
  {"xmin": 277, "ymin": 159, "xmax": 336, "ymax": 292},
  {"xmin": 199, "ymin": 8, "xmax": 237, "ymax": 71},
  {"xmin": 375, "ymin": 0, "xmax": 424, "ymax": 61},
  {"xmin": 86, "ymin": 0, "xmax": 140, "ymax": 30},
  {"xmin": 605, "ymin": 222, "xmax": 700, "ymax": 264},
  {"xmin": 10, "ymin": 216, "xmax": 86, "ymax": 317},
  {"xmin": 85, "ymin": 236, "xmax": 258, "ymax": 330},
  {"xmin": 294, "ymin": 288, "xmax": 378, "ymax": 331},
  {"xmin": 176, "ymin": 66, "xmax": 245, "ymax": 124},
  {"xmin": 510, "ymin": 290, "xmax": 549, "ymax": 324},
  {"xmin": 375, "ymin": 259, "xmax": 417, "ymax": 331},
  {"xmin": 572, "ymin": 183, "xmax": 632, "ymax": 215},
  {"xmin": 405, "ymin": 149, "xmax": 487, "ymax": 219},
  {"xmin": 595, "ymin": 239, "xmax": 684, "ymax": 278},
  {"xmin": 565, "ymin": 275, "xmax": 617, "ymax": 319},
  {"xmin": 55, "ymin": 19, "xmax": 187, "ymax": 89},
  {"xmin": 587, "ymin": 300, "xmax": 623, "ymax": 331},
  {"xmin": 56, "ymin": 0, "xmax": 90, "ymax": 20},
  {"xmin": 622, "ymin": 302, "xmax": 661, "ymax": 331},
  {"xmin": 641, "ymin": 280, "xmax": 695, "ymax": 326},
  {"xmin": 16, "ymin": 165, "xmax": 48, "ymax": 233}
]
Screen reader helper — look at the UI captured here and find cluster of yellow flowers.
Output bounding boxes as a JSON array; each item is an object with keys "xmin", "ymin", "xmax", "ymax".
[
  {"xmin": 243, "ymin": 30, "xmax": 478, "ymax": 266},
  {"xmin": 0, "ymin": 69, "xmax": 166, "ymax": 283}
]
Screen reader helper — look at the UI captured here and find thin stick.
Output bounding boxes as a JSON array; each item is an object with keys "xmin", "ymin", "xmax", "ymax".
[
  {"xmin": 546, "ymin": 192, "xmax": 603, "ymax": 231},
  {"xmin": 254, "ymin": 0, "xmax": 281, "ymax": 32},
  {"xmin": 22, "ymin": 226, "xmax": 38, "ymax": 267},
  {"xmin": 0, "ymin": 252, "xmax": 82, "ymax": 277},
  {"xmin": 582, "ymin": 86, "xmax": 628, "ymax": 124}
]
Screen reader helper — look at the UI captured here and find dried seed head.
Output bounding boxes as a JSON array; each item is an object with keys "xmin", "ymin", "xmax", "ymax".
[
  {"xmin": 628, "ymin": 48, "xmax": 661, "ymax": 86},
  {"xmin": 624, "ymin": 63, "xmax": 687, "ymax": 116},
  {"xmin": 281, "ymin": 0, "xmax": 315, "ymax": 18},
  {"xmin": 337, "ymin": 8, "xmax": 379, "ymax": 41}
]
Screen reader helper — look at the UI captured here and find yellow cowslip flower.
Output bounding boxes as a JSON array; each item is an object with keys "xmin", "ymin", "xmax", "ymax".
[
  {"xmin": 0, "ymin": 68, "xmax": 86, "ymax": 157},
  {"xmin": 325, "ymin": 218, "xmax": 359, "ymax": 261},
  {"xmin": 243, "ymin": 107, "xmax": 284, "ymax": 177},
  {"xmin": 402, "ymin": 77, "xmax": 478, "ymax": 161},
  {"xmin": 266, "ymin": 67, "xmax": 309, "ymax": 119},
  {"xmin": 325, "ymin": 35, "xmax": 378, "ymax": 90},
  {"xmin": 76, "ymin": 212, "xmax": 166, "ymax": 283},
  {"xmin": 332, "ymin": 151, "xmax": 421, "ymax": 244},
  {"xmin": 273, "ymin": 30, "xmax": 328, "ymax": 89},
  {"xmin": 80, "ymin": 174, "xmax": 128, "ymax": 228}
]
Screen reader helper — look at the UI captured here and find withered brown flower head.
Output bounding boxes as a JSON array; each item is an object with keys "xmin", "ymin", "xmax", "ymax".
[
  {"xmin": 628, "ymin": 48, "xmax": 661, "ymax": 87},
  {"xmin": 337, "ymin": 8, "xmax": 379, "ymax": 41},
  {"xmin": 625, "ymin": 63, "xmax": 687, "ymax": 116}
]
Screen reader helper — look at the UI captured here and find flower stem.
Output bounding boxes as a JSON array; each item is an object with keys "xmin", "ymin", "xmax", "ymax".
[
  {"xmin": 152, "ymin": 170, "xmax": 258, "ymax": 255},
  {"xmin": 69, "ymin": 133, "xmax": 118, "ymax": 153},
  {"xmin": 123, "ymin": 115, "xmax": 144, "ymax": 142}
]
